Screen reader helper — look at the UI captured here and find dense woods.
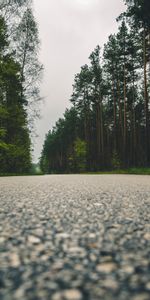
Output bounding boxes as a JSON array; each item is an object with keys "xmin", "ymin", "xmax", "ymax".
[
  {"xmin": 0, "ymin": 0, "xmax": 42, "ymax": 173},
  {"xmin": 40, "ymin": 0, "xmax": 150, "ymax": 173}
]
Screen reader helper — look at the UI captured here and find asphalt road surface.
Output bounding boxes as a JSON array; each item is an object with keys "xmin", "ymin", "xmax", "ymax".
[{"xmin": 0, "ymin": 175, "xmax": 150, "ymax": 300}]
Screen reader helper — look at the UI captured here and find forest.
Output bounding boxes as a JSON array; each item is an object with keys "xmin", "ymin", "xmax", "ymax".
[
  {"xmin": 0, "ymin": 0, "xmax": 149, "ymax": 175},
  {"xmin": 0, "ymin": 0, "xmax": 42, "ymax": 174},
  {"xmin": 40, "ymin": 0, "xmax": 150, "ymax": 173}
]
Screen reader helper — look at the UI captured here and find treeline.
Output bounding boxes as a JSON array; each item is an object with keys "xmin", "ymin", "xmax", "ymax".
[
  {"xmin": 40, "ymin": 0, "xmax": 150, "ymax": 173},
  {"xmin": 0, "ymin": 0, "xmax": 42, "ymax": 173}
]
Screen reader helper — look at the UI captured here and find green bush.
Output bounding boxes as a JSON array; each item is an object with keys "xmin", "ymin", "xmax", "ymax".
[{"xmin": 111, "ymin": 151, "xmax": 121, "ymax": 169}]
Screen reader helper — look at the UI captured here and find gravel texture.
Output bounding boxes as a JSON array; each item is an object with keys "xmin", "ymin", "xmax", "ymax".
[{"xmin": 0, "ymin": 174, "xmax": 150, "ymax": 300}]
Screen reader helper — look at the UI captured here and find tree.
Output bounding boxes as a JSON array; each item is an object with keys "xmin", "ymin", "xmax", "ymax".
[
  {"xmin": 123, "ymin": 0, "xmax": 150, "ymax": 164},
  {"xmin": 1, "ymin": 0, "xmax": 43, "ymax": 132},
  {"xmin": 40, "ymin": 108, "xmax": 79, "ymax": 173},
  {"xmin": 89, "ymin": 46, "xmax": 105, "ymax": 168},
  {"xmin": 14, "ymin": 7, "xmax": 43, "ymax": 127},
  {"xmin": 0, "ymin": 8, "xmax": 34, "ymax": 173},
  {"xmin": 0, "ymin": 0, "xmax": 43, "ymax": 173}
]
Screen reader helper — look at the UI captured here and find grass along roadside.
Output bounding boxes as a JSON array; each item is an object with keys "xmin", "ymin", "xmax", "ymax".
[
  {"xmin": 85, "ymin": 168, "xmax": 150, "ymax": 175},
  {"xmin": 0, "ymin": 168, "xmax": 150, "ymax": 176}
]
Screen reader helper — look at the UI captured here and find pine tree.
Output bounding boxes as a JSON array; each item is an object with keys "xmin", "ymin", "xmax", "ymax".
[
  {"xmin": 123, "ymin": 0, "xmax": 150, "ymax": 163},
  {"xmin": 0, "ymin": 16, "xmax": 31, "ymax": 173}
]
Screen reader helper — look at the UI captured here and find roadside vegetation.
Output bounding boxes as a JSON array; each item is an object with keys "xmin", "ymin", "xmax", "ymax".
[
  {"xmin": 86, "ymin": 168, "xmax": 150, "ymax": 175},
  {"xmin": 0, "ymin": 0, "xmax": 42, "ymax": 174},
  {"xmin": 40, "ymin": 0, "xmax": 150, "ymax": 174}
]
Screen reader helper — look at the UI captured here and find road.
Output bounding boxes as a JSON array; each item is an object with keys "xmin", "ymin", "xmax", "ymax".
[{"xmin": 0, "ymin": 175, "xmax": 150, "ymax": 300}]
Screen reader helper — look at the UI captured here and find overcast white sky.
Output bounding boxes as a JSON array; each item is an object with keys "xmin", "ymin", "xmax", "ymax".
[{"xmin": 33, "ymin": 0, "xmax": 125, "ymax": 162}]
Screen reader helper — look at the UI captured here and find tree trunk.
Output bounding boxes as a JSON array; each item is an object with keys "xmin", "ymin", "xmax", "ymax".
[
  {"xmin": 97, "ymin": 103, "xmax": 101, "ymax": 166},
  {"xmin": 112, "ymin": 75, "xmax": 117, "ymax": 151},
  {"xmin": 117, "ymin": 79, "xmax": 123, "ymax": 158},
  {"xmin": 143, "ymin": 28, "xmax": 149, "ymax": 164},
  {"xmin": 123, "ymin": 63, "xmax": 127, "ymax": 166},
  {"xmin": 100, "ymin": 101, "xmax": 104, "ymax": 164}
]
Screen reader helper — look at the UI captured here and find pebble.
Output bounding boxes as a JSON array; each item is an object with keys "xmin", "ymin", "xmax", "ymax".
[
  {"xmin": 9, "ymin": 253, "xmax": 20, "ymax": 267},
  {"xmin": 28, "ymin": 235, "xmax": 41, "ymax": 244},
  {"xmin": 122, "ymin": 265, "xmax": 134, "ymax": 274},
  {"xmin": 56, "ymin": 233, "xmax": 70, "ymax": 239},
  {"xmin": 14, "ymin": 287, "xmax": 25, "ymax": 299},
  {"xmin": 143, "ymin": 233, "xmax": 150, "ymax": 241},
  {"xmin": 96, "ymin": 262, "xmax": 117, "ymax": 273},
  {"xmin": 34, "ymin": 228, "xmax": 44, "ymax": 237},
  {"xmin": 0, "ymin": 237, "xmax": 5, "ymax": 243},
  {"xmin": 145, "ymin": 282, "xmax": 150, "ymax": 290},
  {"xmin": 102, "ymin": 278, "xmax": 118, "ymax": 290},
  {"xmin": 132, "ymin": 294, "xmax": 150, "ymax": 300},
  {"xmin": 52, "ymin": 289, "xmax": 82, "ymax": 300},
  {"xmin": 68, "ymin": 247, "xmax": 86, "ymax": 257}
]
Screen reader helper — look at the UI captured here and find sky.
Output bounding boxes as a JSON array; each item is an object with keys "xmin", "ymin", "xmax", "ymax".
[{"xmin": 33, "ymin": 0, "xmax": 125, "ymax": 163}]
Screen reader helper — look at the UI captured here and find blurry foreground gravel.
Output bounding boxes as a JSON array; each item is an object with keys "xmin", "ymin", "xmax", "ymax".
[{"xmin": 0, "ymin": 174, "xmax": 150, "ymax": 300}]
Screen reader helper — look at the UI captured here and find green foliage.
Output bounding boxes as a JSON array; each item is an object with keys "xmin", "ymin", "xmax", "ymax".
[
  {"xmin": 40, "ymin": 107, "xmax": 79, "ymax": 173},
  {"xmin": 0, "ymin": 129, "xmax": 6, "ymax": 138},
  {"xmin": 123, "ymin": 0, "xmax": 150, "ymax": 29},
  {"xmin": 111, "ymin": 151, "xmax": 121, "ymax": 170},
  {"xmin": 0, "ymin": 0, "xmax": 40, "ymax": 174},
  {"xmin": 30, "ymin": 164, "xmax": 43, "ymax": 175},
  {"xmin": 74, "ymin": 138, "xmax": 87, "ymax": 172},
  {"xmin": 68, "ymin": 138, "xmax": 87, "ymax": 173},
  {"xmin": 0, "ymin": 142, "xmax": 28, "ymax": 173}
]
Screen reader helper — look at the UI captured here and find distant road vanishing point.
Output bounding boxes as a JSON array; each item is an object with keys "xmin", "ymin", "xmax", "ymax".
[{"xmin": 0, "ymin": 175, "xmax": 150, "ymax": 300}]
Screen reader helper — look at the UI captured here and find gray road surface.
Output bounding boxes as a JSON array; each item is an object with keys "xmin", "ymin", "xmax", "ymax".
[{"xmin": 0, "ymin": 175, "xmax": 150, "ymax": 300}]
